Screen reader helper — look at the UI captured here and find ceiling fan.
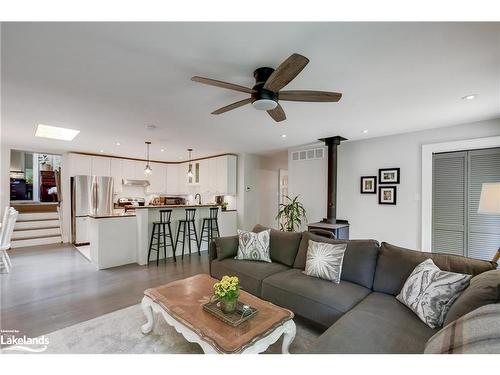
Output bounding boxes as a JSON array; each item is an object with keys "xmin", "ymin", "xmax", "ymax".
[{"xmin": 191, "ymin": 53, "xmax": 342, "ymax": 123}]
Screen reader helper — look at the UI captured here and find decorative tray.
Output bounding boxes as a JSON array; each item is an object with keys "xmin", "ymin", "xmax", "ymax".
[{"xmin": 202, "ymin": 300, "xmax": 258, "ymax": 327}]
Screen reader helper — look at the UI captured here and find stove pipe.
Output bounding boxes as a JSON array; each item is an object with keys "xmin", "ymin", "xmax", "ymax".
[{"xmin": 320, "ymin": 136, "xmax": 347, "ymax": 224}]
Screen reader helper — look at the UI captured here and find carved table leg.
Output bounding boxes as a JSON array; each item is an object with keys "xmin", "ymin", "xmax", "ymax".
[
  {"xmin": 281, "ymin": 320, "xmax": 296, "ymax": 354},
  {"xmin": 141, "ymin": 296, "xmax": 155, "ymax": 334}
]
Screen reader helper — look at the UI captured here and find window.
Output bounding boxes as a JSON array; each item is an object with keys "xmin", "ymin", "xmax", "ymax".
[{"xmin": 432, "ymin": 148, "xmax": 500, "ymax": 261}]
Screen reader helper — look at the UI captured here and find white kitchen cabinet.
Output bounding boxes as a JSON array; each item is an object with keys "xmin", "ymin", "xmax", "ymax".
[
  {"xmin": 91, "ymin": 156, "xmax": 111, "ymax": 177},
  {"xmin": 177, "ymin": 162, "xmax": 189, "ymax": 193},
  {"xmin": 68, "ymin": 153, "xmax": 92, "ymax": 176},
  {"xmin": 199, "ymin": 159, "xmax": 209, "ymax": 192},
  {"xmin": 110, "ymin": 158, "xmax": 123, "ymax": 193},
  {"xmin": 122, "ymin": 159, "xmax": 146, "ymax": 180},
  {"xmin": 75, "ymin": 216, "xmax": 90, "ymax": 244},
  {"xmin": 207, "ymin": 157, "xmax": 217, "ymax": 193},
  {"xmin": 166, "ymin": 164, "xmax": 179, "ymax": 194},
  {"xmin": 216, "ymin": 155, "xmax": 237, "ymax": 195},
  {"xmin": 146, "ymin": 162, "xmax": 167, "ymax": 194}
]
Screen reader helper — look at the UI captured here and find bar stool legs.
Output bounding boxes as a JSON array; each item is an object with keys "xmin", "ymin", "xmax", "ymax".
[
  {"xmin": 176, "ymin": 220, "xmax": 199, "ymax": 259},
  {"xmin": 147, "ymin": 210, "xmax": 175, "ymax": 266}
]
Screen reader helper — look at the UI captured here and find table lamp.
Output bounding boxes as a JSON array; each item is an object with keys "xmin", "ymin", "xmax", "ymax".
[{"xmin": 478, "ymin": 182, "xmax": 500, "ymax": 263}]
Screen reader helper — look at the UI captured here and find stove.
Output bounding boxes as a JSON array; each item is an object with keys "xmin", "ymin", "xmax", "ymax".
[{"xmin": 117, "ymin": 197, "xmax": 145, "ymax": 211}]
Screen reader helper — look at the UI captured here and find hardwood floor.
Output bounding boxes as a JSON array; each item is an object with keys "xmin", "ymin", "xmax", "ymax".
[{"xmin": 1, "ymin": 243, "xmax": 208, "ymax": 340}]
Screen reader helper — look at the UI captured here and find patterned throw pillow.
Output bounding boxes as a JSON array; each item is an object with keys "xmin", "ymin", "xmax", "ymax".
[
  {"xmin": 303, "ymin": 240, "xmax": 347, "ymax": 283},
  {"xmin": 234, "ymin": 229, "xmax": 271, "ymax": 262},
  {"xmin": 396, "ymin": 259, "xmax": 472, "ymax": 329}
]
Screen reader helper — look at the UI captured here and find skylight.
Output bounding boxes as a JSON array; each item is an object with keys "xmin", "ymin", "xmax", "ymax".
[{"xmin": 35, "ymin": 124, "xmax": 80, "ymax": 141}]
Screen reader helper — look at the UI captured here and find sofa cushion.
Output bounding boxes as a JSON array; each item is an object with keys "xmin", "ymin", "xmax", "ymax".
[
  {"xmin": 308, "ymin": 292, "xmax": 437, "ymax": 354},
  {"xmin": 444, "ymin": 269, "xmax": 500, "ymax": 326},
  {"xmin": 425, "ymin": 303, "xmax": 500, "ymax": 354},
  {"xmin": 252, "ymin": 224, "xmax": 302, "ymax": 267},
  {"xmin": 210, "ymin": 258, "xmax": 289, "ymax": 297},
  {"xmin": 294, "ymin": 232, "xmax": 380, "ymax": 289},
  {"xmin": 373, "ymin": 242, "xmax": 497, "ymax": 295},
  {"xmin": 396, "ymin": 259, "xmax": 471, "ymax": 328},
  {"xmin": 214, "ymin": 235, "xmax": 239, "ymax": 261},
  {"xmin": 235, "ymin": 229, "xmax": 271, "ymax": 262},
  {"xmin": 304, "ymin": 240, "xmax": 347, "ymax": 283},
  {"xmin": 261, "ymin": 268, "xmax": 371, "ymax": 327}
]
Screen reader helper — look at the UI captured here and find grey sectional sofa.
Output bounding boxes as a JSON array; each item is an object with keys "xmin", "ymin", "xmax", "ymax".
[{"xmin": 209, "ymin": 225, "xmax": 500, "ymax": 354}]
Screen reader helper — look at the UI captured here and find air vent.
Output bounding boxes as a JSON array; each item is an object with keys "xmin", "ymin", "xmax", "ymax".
[{"xmin": 291, "ymin": 147, "xmax": 325, "ymax": 162}]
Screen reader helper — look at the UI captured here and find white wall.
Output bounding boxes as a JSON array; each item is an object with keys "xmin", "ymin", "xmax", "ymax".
[
  {"xmin": 289, "ymin": 118, "xmax": 500, "ymax": 250},
  {"xmin": 288, "ymin": 143, "xmax": 327, "ymax": 229}
]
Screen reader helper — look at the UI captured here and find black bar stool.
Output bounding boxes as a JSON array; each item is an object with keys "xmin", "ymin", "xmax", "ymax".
[
  {"xmin": 175, "ymin": 208, "xmax": 200, "ymax": 259},
  {"xmin": 198, "ymin": 207, "xmax": 220, "ymax": 251},
  {"xmin": 147, "ymin": 209, "xmax": 176, "ymax": 266}
]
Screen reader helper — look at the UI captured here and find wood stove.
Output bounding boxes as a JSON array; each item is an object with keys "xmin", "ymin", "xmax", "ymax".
[{"xmin": 307, "ymin": 135, "xmax": 350, "ymax": 239}]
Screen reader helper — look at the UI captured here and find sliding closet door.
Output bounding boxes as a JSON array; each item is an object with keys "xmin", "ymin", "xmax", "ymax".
[
  {"xmin": 432, "ymin": 152, "xmax": 467, "ymax": 256},
  {"xmin": 468, "ymin": 148, "xmax": 500, "ymax": 261}
]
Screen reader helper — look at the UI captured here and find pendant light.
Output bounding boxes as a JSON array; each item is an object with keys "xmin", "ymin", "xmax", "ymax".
[
  {"xmin": 186, "ymin": 148, "xmax": 193, "ymax": 178},
  {"xmin": 144, "ymin": 141, "xmax": 152, "ymax": 175}
]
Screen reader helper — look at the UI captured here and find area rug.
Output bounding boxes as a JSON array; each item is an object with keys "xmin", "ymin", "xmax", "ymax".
[{"xmin": 19, "ymin": 304, "xmax": 322, "ymax": 354}]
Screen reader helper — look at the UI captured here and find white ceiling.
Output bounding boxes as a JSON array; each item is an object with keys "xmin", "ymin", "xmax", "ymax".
[{"xmin": 2, "ymin": 22, "xmax": 499, "ymax": 161}]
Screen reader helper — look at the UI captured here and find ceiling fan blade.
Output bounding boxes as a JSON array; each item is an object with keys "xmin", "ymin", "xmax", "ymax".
[
  {"xmin": 191, "ymin": 76, "xmax": 255, "ymax": 94},
  {"xmin": 267, "ymin": 104, "xmax": 286, "ymax": 122},
  {"xmin": 211, "ymin": 98, "xmax": 252, "ymax": 115},
  {"xmin": 279, "ymin": 90, "xmax": 342, "ymax": 102},
  {"xmin": 263, "ymin": 53, "xmax": 309, "ymax": 92}
]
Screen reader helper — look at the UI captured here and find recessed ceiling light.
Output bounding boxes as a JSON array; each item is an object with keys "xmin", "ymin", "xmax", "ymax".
[
  {"xmin": 146, "ymin": 124, "xmax": 157, "ymax": 130},
  {"xmin": 99, "ymin": 150, "xmax": 104, "ymax": 153},
  {"xmin": 281, "ymin": 134, "xmax": 287, "ymax": 138},
  {"xmin": 462, "ymin": 95, "xmax": 477, "ymax": 100},
  {"xmin": 160, "ymin": 149, "xmax": 165, "ymax": 152},
  {"xmin": 362, "ymin": 129, "xmax": 369, "ymax": 134},
  {"xmin": 116, "ymin": 142, "xmax": 121, "ymax": 146},
  {"xmin": 35, "ymin": 124, "xmax": 80, "ymax": 141}
]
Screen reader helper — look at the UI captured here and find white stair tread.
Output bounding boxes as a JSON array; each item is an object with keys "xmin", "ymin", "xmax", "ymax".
[
  {"xmin": 17, "ymin": 212, "xmax": 59, "ymax": 221},
  {"xmin": 15, "ymin": 220, "xmax": 61, "ymax": 229},
  {"xmin": 11, "ymin": 236, "xmax": 62, "ymax": 248},
  {"xmin": 12, "ymin": 227, "xmax": 61, "ymax": 239}
]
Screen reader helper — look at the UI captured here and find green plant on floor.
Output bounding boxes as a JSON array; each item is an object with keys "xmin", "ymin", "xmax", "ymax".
[{"xmin": 276, "ymin": 195, "xmax": 307, "ymax": 232}]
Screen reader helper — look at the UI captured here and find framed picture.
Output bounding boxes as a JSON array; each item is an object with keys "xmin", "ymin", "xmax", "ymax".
[
  {"xmin": 360, "ymin": 176, "xmax": 377, "ymax": 194},
  {"xmin": 379, "ymin": 168, "xmax": 400, "ymax": 184},
  {"xmin": 378, "ymin": 186, "xmax": 397, "ymax": 205}
]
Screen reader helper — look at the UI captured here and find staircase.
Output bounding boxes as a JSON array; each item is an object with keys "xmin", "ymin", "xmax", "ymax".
[{"xmin": 11, "ymin": 211, "xmax": 63, "ymax": 248}]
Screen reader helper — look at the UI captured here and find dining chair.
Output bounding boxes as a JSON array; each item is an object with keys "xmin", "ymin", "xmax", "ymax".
[{"xmin": 0, "ymin": 208, "xmax": 18, "ymax": 273}]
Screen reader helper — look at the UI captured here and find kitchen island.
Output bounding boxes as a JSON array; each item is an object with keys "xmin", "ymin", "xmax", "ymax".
[
  {"xmin": 88, "ymin": 213, "xmax": 137, "ymax": 269},
  {"xmin": 134, "ymin": 204, "xmax": 237, "ymax": 265}
]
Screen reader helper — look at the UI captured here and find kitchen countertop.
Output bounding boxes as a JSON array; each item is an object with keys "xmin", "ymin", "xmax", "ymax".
[
  {"xmin": 128, "ymin": 204, "xmax": 222, "ymax": 209},
  {"xmin": 88, "ymin": 213, "xmax": 136, "ymax": 219}
]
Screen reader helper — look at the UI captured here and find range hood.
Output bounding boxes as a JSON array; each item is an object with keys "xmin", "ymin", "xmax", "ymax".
[{"xmin": 122, "ymin": 179, "xmax": 150, "ymax": 187}]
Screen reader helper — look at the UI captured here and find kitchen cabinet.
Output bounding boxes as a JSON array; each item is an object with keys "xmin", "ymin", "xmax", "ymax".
[
  {"xmin": 177, "ymin": 163, "xmax": 189, "ymax": 193},
  {"xmin": 146, "ymin": 162, "xmax": 167, "ymax": 194},
  {"xmin": 91, "ymin": 156, "xmax": 111, "ymax": 177},
  {"xmin": 199, "ymin": 159, "xmax": 209, "ymax": 192},
  {"xmin": 216, "ymin": 155, "xmax": 237, "ymax": 195},
  {"xmin": 75, "ymin": 216, "xmax": 90, "ymax": 244},
  {"xmin": 110, "ymin": 158, "xmax": 123, "ymax": 193},
  {"xmin": 68, "ymin": 153, "xmax": 92, "ymax": 176},
  {"xmin": 166, "ymin": 164, "xmax": 179, "ymax": 194}
]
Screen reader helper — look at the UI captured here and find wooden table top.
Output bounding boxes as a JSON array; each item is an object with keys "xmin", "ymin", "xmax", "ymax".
[{"xmin": 144, "ymin": 274, "xmax": 294, "ymax": 353}]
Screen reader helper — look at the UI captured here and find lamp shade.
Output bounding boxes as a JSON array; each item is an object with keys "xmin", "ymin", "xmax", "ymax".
[{"xmin": 478, "ymin": 182, "xmax": 500, "ymax": 214}]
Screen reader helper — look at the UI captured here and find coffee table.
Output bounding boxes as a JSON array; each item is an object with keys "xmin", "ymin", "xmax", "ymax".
[{"xmin": 141, "ymin": 274, "xmax": 296, "ymax": 354}]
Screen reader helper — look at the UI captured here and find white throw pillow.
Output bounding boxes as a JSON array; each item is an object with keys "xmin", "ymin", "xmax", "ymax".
[
  {"xmin": 303, "ymin": 240, "xmax": 347, "ymax": 283},
  {"xmin": 396, "ymin": 258, "xmax": 472, "ymax": 329},
  {"xmin": 234, "ymin": 229, "xmax": 271, "ymax": 262}
]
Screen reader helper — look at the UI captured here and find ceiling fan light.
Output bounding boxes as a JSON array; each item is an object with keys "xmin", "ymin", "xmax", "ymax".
[{"xmin": 252, "ymin": 99, "xmax": 278, "ymax": 111}]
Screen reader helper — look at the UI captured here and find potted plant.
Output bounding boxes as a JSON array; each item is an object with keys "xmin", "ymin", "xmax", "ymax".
[
  {"xmin": 276, "ymin": 195, "xmax": 307, "ymax": 232},
  {"xmin": 221, "ymin": 201, "xmax": 228, "ymax": 211},
  {"xmin": 213, "ymin": 276, "xmax": 240, "ymax": 314},
  {"xmin": 39, "ymin": 155, "xmax": 52, "ymax": 171}
]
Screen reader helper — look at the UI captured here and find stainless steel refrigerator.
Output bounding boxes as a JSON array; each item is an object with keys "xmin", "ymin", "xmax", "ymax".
[{"xmin": 71, "ymin": 175, "xmax": 114, "ymax": 245}]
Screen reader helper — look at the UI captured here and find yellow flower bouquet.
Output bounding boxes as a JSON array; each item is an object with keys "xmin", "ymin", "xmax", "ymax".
[{"xmin": 213, "ymin": 276, "xmax": 240, "ymax": 314}]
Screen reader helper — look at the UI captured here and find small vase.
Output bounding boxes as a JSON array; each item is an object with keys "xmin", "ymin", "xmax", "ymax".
[{"xmin": 220, "ymin": 298, "xmax": 238, "ymax": 314}]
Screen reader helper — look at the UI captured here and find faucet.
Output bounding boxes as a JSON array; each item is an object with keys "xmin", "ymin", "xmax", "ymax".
[{"xmin": 194, "ymin": 193, "xmax": 202, "ymax": 205}]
